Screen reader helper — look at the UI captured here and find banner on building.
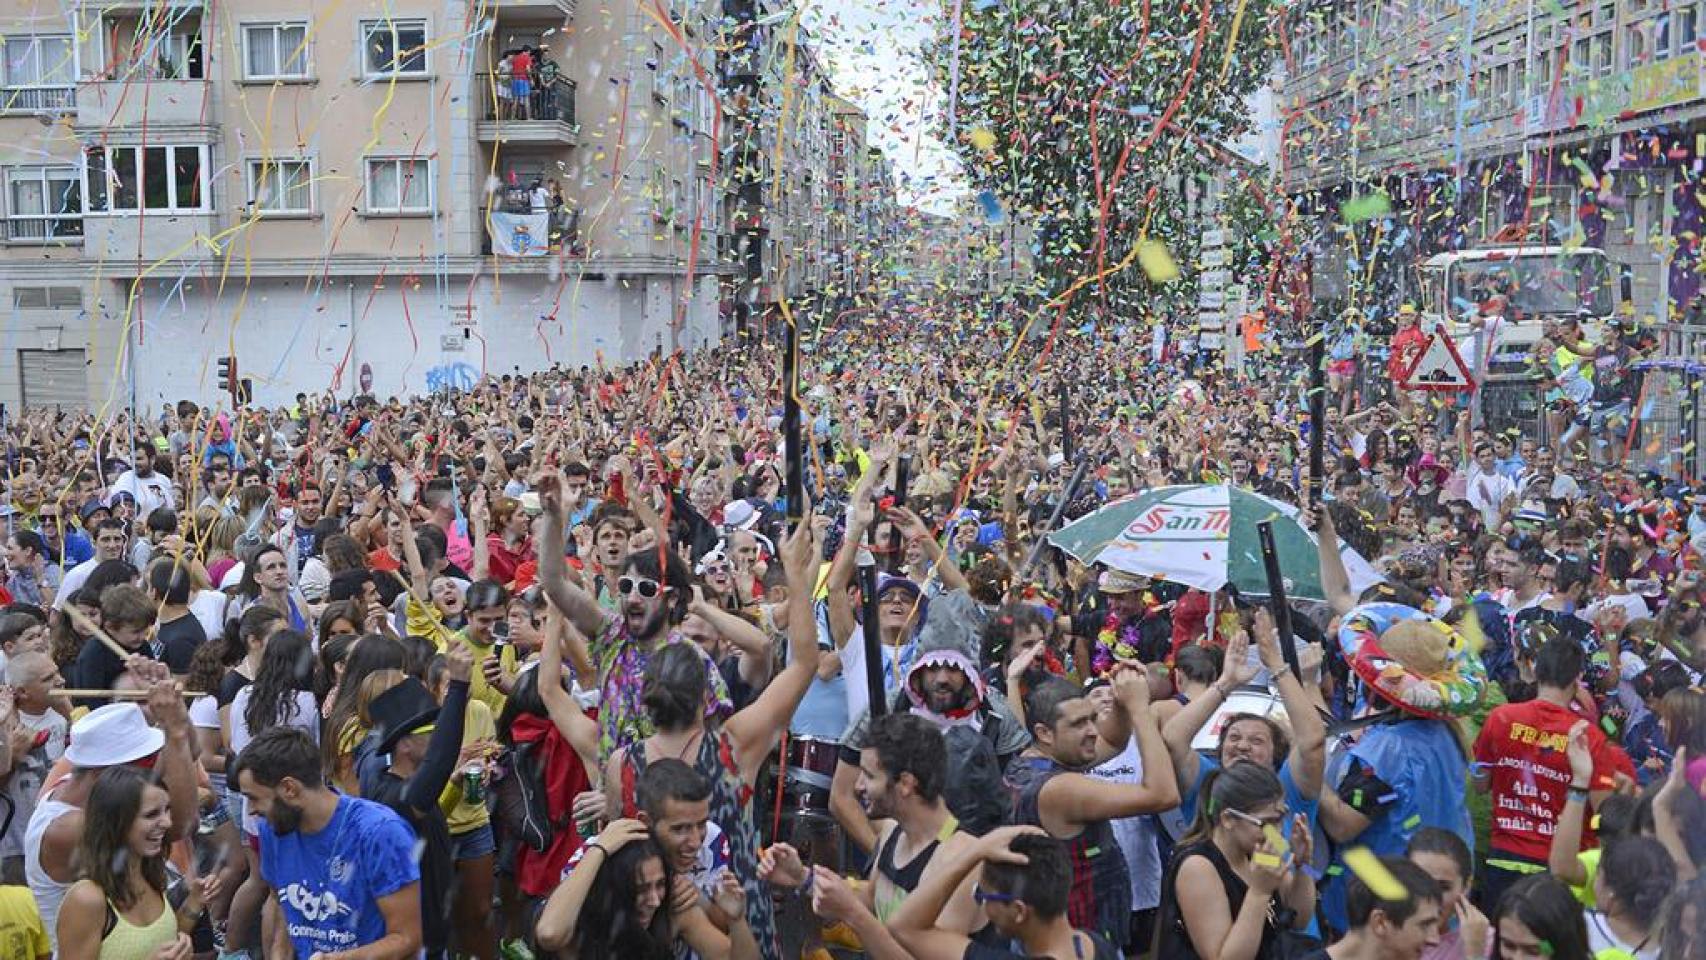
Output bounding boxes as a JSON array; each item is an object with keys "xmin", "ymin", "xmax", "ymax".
[{"xmin": 487, "ymin": 211, "xmax": 550, "ymax": 258}]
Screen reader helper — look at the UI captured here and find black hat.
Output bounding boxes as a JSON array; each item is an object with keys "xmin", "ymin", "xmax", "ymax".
[{"xmin": 370, "ymin": 678, "xmax": 440, "ymax": 755}]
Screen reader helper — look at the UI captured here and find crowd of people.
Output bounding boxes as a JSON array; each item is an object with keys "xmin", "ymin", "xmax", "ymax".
[{"xmin": 0, "ymin": 307, "xmax": 1699, "ymax": 960}]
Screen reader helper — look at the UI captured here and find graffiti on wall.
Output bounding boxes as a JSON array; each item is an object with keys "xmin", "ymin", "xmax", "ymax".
[{"xmin": 425, "ymin": 361, "xmax": 479, "ymax": 394}]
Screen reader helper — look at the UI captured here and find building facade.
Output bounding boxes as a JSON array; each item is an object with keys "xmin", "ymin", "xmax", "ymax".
[
  {"xmin": 0, "ymin": 0, "xmax": 727, "ymax": 409},
  {"xmin": 1278, "ymin": 0, "xmax": 1706, "ymax": 324}
]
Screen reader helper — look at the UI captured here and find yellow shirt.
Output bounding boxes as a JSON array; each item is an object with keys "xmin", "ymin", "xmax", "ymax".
[
  {"xmin": 440, "ymin": 700, "xmax": 497, "ymax": 835},
  {"xmin": 441, "ymin": 630, "xmax": 516, "ymax": 718},
  {"xmin": 0, "ymin": 887, "xmax": 48, "ymax": 960}
]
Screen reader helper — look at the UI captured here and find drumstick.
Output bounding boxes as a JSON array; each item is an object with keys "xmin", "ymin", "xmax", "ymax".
[
  {"xmin": 49, "ymin": 688, "xmax": 206, "ymax": 700},
  {"xmin": 62, "ymin": 604, "xmax": 136, "ymax": 662}
]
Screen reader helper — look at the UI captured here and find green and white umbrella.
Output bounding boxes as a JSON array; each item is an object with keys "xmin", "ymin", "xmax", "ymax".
[{"xmin": 1047, "ymin": 484, "xmax": 1374, "ymax": 601}]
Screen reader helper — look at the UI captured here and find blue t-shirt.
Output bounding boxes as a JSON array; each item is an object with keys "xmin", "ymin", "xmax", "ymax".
[
  {"xmin": 259, "ymin": 795, "xmax": 421, "ymax": 958},
  {"xmin": 1320, "ymin": 720, "xmax": 1473, "ymax": 932}
]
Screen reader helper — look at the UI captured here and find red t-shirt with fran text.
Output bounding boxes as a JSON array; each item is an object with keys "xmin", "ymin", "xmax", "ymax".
[{"xmin": 1473, "ymin": 698, "xmax": 1623, "ymax": 862}]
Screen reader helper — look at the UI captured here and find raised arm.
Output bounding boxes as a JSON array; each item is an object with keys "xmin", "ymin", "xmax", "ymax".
[
  {"xmin": 1253, "ymin": 609, "xmax": 1326, "ymax": 797},
  {"xmin": 401, "ymin": 646, "xmax": 472, "ymax": 813},
  {"xmin": 1548, "ymin": 720, "xmax": 1594, "ymax": 887},
  {"xmin": 727, "ymin": 519, "xmax": 822, "ymax": 775},
  {"xmin": 535, "ymin": 471, "xmax": 610, "ymax": 638},
  {"xmin": 1162, "ymin": 629, "xmax": 1257, "ymax": 794},
  {"xmin": 1042, "ymin": 666, "xmax": 1179, "ymax": 826},
  {"xmin": 469, "ymin": 488, "xmax": 491, "ymax": 583},
  {"xmin": 538, "ymin": 608, "xmax": 600, "ymax": 773}
]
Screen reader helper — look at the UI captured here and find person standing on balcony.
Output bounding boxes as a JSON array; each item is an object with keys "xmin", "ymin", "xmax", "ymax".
[
  {"xmin": 510, "ymin": 46, "xmax": 533, "ymax": 121},
  {"xmin": 529, "ymin": 179, "xmax": 550, "ymax": 217}
]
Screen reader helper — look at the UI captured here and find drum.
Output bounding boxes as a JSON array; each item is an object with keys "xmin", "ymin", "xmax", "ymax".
[{"xmin": 783, "ymin": 737, "xmax": 840, "ymax": 811}]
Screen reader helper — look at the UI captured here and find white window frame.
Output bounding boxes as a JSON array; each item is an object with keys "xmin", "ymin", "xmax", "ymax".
[
  {"xmin": 241, "ymin": 22, "xmax": 312, "ymax": 81},
  {"xmin": 363, "ymin": 156, "xmax": 432, "ymax": 214},
  {"xmin": 4, "ymin": 165, "xmax": 82, "ymax": 241},
  {"xmin": 360, "ymin": 19, "xmax": 428, "ymax": 78},
  {"xmin": 2, "ymin": 35, "xmax": 77, "ymax": 112},
  {"xmin": 83, "ymin": 145, "xmax": 210, "ymax": 215},
  {"xmin": 246, "ymin": 157, "xmax": 314, "ymax": 215}
]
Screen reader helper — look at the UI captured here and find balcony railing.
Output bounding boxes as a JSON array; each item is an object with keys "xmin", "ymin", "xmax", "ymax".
[
  {"xmin": 476, "ymin": 73, "xmax": 576, "ymax": 127},
  {"xmin": 1, "ymin": 86, "xmax": 75, "ymax": 113},
  {"xmin": 4, "ymin": 216, "xmax": 83, "ymax": 243},
  {"xmin": 479, "ymin": 205, "xmax": 581, "ymax": 257}
]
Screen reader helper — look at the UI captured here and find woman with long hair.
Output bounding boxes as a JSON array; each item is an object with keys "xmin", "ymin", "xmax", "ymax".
[
  {"xmin": 229, "ymin": 629, "xmax": 318, "ymax": 757},
  {"xmin": 49, "ymin": 587, "xmax": 100, "ymax": 669},
  {"xmin": 534, "ymin": 818, "xmax": 748, "ymax": 960},
  {"xmin": 229, "ymin": 543, "xmax": 309, "ymax": 633},
  {"xmin": 55, "ymin": 767, "xmax": 204, "ymax": 960},
  {"xmin": 323, "ymin": 635, "xmax": 406, "ymax": 790},
  {"xmin": 1155, "ymin": 763, "xmax": 1316, "ymax": 960},
  {"xmin": 1491, "ymin": 875, "xmax": 1590, "ymax": 960}
]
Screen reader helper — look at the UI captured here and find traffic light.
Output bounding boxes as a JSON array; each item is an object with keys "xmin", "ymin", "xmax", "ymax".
[{"xmin": 217, "ymin": 356, "xmax": 237, "ymax": 400}]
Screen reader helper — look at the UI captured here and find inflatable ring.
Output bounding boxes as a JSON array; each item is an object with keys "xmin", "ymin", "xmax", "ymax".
[{"xmin": 1339, "ymin": 603, "xmax": 1486, "ymax": 721}]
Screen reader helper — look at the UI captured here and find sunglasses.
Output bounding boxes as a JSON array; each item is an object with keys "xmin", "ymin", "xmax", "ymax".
[
  {"xmin": 704, "ymin": 563, "xmax": 732, "ymax": 577},
  {"xmin": 618, "ymin": 577, "xmax": 662, "ymax": 598},
  {"xmin": 972, "ymin": 885, "xmax": 1017, "ymax": 906},
  {"xmin": 1226, "ymin": 807, "xmax": 1289, "ymax": 829}
]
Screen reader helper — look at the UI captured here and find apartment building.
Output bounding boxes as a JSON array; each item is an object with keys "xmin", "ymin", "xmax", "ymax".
[
  {"xmin": 0, "ymin": 0, "xmax": 726, "ymax": 410},
  {"xmin": 720, "ymin": 0, "xmax": 873, "ymax": 331},
  {"xmin": 895, "ymin": 202, "xmax": 1033, "ymax": 296},
  {"xmin": 1279, "ymin": 0, "xmax": 1706, "ymax": 320}
]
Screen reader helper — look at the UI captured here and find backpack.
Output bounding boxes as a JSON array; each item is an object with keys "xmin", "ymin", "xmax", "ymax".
[{"xmin": 940, "ymin": 710, "xmax": 1012, "ymax": 836}]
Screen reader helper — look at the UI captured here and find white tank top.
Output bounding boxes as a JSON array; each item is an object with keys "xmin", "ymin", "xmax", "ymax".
[{"xmin": 25, "ymin": 794, "xmax": 79, "ymax": 955}]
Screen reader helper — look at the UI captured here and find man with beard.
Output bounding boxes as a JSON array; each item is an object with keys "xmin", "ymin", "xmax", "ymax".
[
  {"xmin": 1008, "ymin": 666, "xmax": 1178, "ymax": 946},
  {"xmin": 536, "ymin": 472, "xmax": 731, "ymax": 760},
  {"xmin": 829, "ymin": 631, "xmax": 1031, "ymax": 853},
  {"xmin": 272, "ymin": 482, "xmax": 326, "ymax": 577},
  {"xmin": 765, "ymin": 713, "xmax": 986, "ymax": 931},
  {"xmin": 236, "ymin": 727, "xmax": 424, "ymax": 960}
]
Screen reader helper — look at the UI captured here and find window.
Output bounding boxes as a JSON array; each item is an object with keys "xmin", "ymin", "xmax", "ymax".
[
  {"xmin": 1681, "ymin": 6, "xmax": 1699, "ymax": 49},
  {"xmin": 5, "ymin": 166, "xmax": 80, "ymax": 240},
  {"xmin": 2, "ymin": 35, "xmax": 75, "ymax": 111},
  {"xmin": 247, "ymin": 158, "xmax": 312, "ymax": 213},
  {"xmin": 243, "ymin": 22, "xmax": 310, "ymax": 80},
  {"xmin": 362, "ymin": 19, "xmax": 427, "ymax": 77},
  {"xmin": 85, "ymin": 145, "xmax": 207, "ymax": 213},
  {"xmin": 12, "ymin": 286, "xmax": 80, "ymax": 309},
  {"xmin": 1626, "ymin": 22, "xmax": 1648, "ymax": 66},
  {"xmin": 364, "ymin": 157, "xmax": 431, "ymax": 213}
]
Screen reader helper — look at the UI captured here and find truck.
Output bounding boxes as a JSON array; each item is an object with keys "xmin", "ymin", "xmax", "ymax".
[{"xmin": 1415, "ymin": 237, "xmax": 1627, "ymax": 431}]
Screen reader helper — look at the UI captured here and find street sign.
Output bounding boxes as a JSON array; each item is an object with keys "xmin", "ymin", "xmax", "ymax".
[
  {"xmin": 1199, "ymin": 289, "xmax": 1226, "ymax": 308},
  {"xmin": 1198, "ymin": 311, "xmax": 1227, "ymax": 329},
  {"xmin": 1202, "ymin": 229, "xmax": 1226, "ymax": 247},
  {"xmin": 1399, "ymin": 328, "xmax": 1477, "ymax": 392},
  {"xmin": 1201, "ymin": 247, "xmax": 1228, "ymax": 268}
]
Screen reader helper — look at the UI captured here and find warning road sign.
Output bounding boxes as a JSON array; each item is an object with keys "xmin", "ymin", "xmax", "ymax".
[{"xmin": 1398, "ymin": 328, "xmax": 1477, "ymax": 392}]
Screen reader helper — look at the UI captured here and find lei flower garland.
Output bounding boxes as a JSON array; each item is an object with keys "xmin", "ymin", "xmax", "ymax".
[{"xmin": 1091, "ymin": 590, "xmax": 1164, "ymax": 676}]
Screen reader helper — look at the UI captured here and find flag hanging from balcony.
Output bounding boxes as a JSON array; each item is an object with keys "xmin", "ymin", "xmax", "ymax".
[{"xmin": 488, "ymin": 211, "xmax": 550, "ymax": 257}]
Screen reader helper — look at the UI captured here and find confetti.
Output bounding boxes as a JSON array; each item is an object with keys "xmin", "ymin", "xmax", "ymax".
[{"xmin": 1342, "ymin": 847, "xmax": 1410, "ymax": 901}]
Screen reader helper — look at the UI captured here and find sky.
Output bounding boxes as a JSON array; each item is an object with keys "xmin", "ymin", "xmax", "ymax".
[{"xmin": 797, "ymin": 0, "xmax": 968, "ymax": 213}]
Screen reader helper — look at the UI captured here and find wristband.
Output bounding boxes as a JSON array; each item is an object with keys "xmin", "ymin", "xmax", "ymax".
[{"xmin": 1566, "ymin": 787, "xmax": 1589, "ymax": 804}]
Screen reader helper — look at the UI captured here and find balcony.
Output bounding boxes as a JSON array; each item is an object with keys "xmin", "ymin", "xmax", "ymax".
[
  {"xmin": 81, "ymin": 211, "xmax": 219, "ymax": 263},
  {"xmin": 488, "ymin": 0, "xmax": 574, "ymax": 16},
  {"xmin": 76, "ymin": 80, "xmax": 211, "ymax": 132},
  {"xmin": 0, "ymin": 86, "xmax": 75, "ymax": 115},
  {"xmin": 475, "ymin": 74, "xmax": 578, "ymax": 145},
  {"xmin": 3, "ymin": 215, "xmax": 82, "ymax": 245},
  {"xmin": 479, "ymin": 204, "xmax": 581, "ymax": 257}
]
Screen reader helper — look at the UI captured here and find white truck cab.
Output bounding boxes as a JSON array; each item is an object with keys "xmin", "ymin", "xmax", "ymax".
[{"xmin": 1417, "ymin": 243, "xmax": 1622, "ymax": 382}]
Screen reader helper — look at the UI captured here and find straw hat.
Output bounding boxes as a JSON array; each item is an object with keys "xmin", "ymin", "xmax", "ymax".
[{"xmin": 1338, "ymin": 603, "xmax": 1486, "ymax": 720}]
